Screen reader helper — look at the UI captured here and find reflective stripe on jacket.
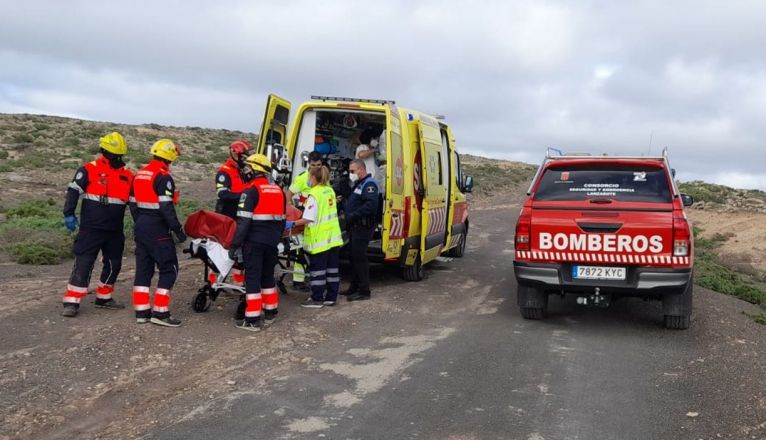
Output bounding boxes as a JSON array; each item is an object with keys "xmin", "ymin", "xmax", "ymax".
[
  {"xmin": 303, "ymin": 185, "xmax": 343, "ymax": 254},
  {"xmin": 132, "ymin": 160, "xmax": 174, "ymax": 209}
]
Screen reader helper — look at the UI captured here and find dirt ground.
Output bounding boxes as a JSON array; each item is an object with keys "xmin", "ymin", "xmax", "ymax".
[
  {"xmin": 1, "ymin": 168, "xmax": 765, "ymax": 439},
  {"xmin": 687, "ymin": 208, "xmax": 766, "ymax": 275}
]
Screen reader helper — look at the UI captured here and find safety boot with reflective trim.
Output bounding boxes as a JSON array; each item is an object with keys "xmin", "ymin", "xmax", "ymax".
[
  {"xmin": 61, "ymin": 305, "xmax": 78, "ymax": 317},
  {"xmin": 264, "ymin": 310, "xmax": 278, "ymax": 325},
  {"xmin": 95, "ymin": 298, "xmax": 126, "ymax": 309},
  {"xmin": 150, "ymin": 316, "xmax": 181, "ymax": 327},
  {"xmin": 236, "ymin": 319, "xmax": 262, "ymax": 332}
]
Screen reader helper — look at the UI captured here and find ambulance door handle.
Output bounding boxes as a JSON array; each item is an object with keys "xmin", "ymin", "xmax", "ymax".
[{"xmin": 389, "ymin": 200, "xmax": 394, "ymax": 208}]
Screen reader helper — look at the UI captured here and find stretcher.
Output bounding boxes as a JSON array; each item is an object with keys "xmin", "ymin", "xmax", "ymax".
[{"xmin": 183, "ymin": 208, "xmax": 308, "ymax": 314}]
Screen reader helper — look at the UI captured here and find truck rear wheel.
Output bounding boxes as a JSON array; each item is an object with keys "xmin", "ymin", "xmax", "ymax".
[
  {"xmin": 517, "ymin": 284, "xmax": 547, "ymax": 320},
  {"xmin": 402, "ymin": 256, "xmax": 424, "ymax": 281},
  {"xmin": 448, "ymin": 231, "xmax": 467, "ymax": 258},
  {"xmin": 662, "ymin": 279, "xmax": 693, "ymax": 330}
]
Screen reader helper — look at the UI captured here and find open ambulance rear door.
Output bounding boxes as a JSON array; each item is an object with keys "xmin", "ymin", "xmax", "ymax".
[
  {"xmin": 257, "ymin": 94, "xmax": 292, "ymax": 155},
  {"xmin": 418, "ymin": 114, "xmax": 448, "ymax": 265},
  {"xmin": 383, "ymin": 104, "xmax": 406, "ymax": 261}
]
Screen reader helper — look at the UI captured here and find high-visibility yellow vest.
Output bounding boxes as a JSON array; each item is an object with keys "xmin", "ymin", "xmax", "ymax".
[{"xmin": 303, "ymin": 185, "xmax": 343, "ymax": 254}]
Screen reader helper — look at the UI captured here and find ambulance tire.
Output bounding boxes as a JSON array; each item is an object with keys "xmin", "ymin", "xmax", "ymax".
[
  {"xmin": 517, "ymin": 284, "xmax": 547, "ymax": 320},
  {"xmin": 662, "ymin": 281, "xmax": 693, "ymax": 330},
  {"xmin": 448, "ymin": 231, "xmax": 467, "ymax": 258},
  {"xmin": 403, "ymin": 256, "xmax": 424, "ymax": 282}
]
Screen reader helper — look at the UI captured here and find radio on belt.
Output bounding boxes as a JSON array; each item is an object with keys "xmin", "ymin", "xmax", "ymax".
[{"xmin": 512, "ymin": 148, "xmax": 695, "ymax": 329}]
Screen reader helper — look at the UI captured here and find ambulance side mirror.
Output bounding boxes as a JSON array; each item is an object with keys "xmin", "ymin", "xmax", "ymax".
[
  {"xmin": 680, "ymin": 193, "xmax": 694, "ymax": 207},
  {"xmin": 463, "ymin": 175, "xmax": 474, "ymax": 193}
]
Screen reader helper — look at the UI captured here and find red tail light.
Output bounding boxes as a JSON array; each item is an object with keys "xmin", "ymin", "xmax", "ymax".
[
  {"xmin": 515, "ymin": 214, "xmax": 531, "ymax": 251},
  {"xmin": 673, "ymin": 216, "xmax": 690, "ymax": 257},
  {"xmin": 402, "ymin": 196, "xmax": 411, "ymax": 238}
]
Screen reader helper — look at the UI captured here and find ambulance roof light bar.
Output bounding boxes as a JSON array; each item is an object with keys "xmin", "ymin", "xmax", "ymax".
[{"xmin": 311, "ymin": 95, "xmax": 395, "ymax": 105}]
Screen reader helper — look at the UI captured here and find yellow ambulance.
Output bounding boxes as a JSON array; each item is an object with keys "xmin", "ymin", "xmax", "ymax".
[{"xmin": 256, "ymin": 94, "xmax": 473, "ymax": 281}]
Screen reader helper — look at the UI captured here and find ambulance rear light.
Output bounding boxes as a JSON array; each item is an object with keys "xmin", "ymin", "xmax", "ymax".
[
  {"xmin": 673, "ymin": 217, "xmax": 690, "ymax": 257},
  {"xmin": 515, "ymin": 214, "xmax": 531, "ymax": 251}
]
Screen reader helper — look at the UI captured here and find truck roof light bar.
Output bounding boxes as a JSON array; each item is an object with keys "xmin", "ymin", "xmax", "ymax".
[{"xmin": 310, "ymin": 95, "xmax": 395, "ymax": 105}]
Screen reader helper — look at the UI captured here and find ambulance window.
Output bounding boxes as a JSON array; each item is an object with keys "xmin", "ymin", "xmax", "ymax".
[
  {"xmin": 534, "ymin": 166, "xmax": 672, "ymax": 203},
  {"xmin": 274, "ymin": 105, "xmax": 289, "ymax": 125},
  {"xmin": 265, "ymin": 130, "xmax": 282, "ymax": 145}
]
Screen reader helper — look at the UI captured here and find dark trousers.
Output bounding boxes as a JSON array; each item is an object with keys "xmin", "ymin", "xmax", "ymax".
[
  {"xmin": 65, "ymin": 228, "xmax": 125, "ymax": 307},
  {"xmin": 134, "ymin": 237, "xmax": 178, "ymax": 289},
  {"xmin": 243, "ymin": 242, "xmax": 279, "ymax": 323},
  {"xmin": 308, "ymin": 246, "xmax": 341, "ymax": 302},
  {"xmin": 134, "ymin": 237, "xmax": 178, "ymax": 319},
  {"xmin": 349, "ymin": 225, "xmax": 374, "ymax": 295}
]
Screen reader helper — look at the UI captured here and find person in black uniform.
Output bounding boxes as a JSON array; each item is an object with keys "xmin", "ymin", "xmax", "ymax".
[
  {"xmin": 130, "ymin": 139, "xmax": 186, "ymax": 327},
  {"xmin": 61, "ymin": 132, "xmax": 133, "ymax": 317},
  {"xmin": 228, "ymin": 154, "xmax": 287, "ymax": 332},
  {"xmin": 344, "ymin": 159, "xmax": 379, "ymax": 301}
]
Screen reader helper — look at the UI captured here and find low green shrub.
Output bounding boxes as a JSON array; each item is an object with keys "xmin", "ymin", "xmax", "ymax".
[
  {"xmin": 694, "ymin": 226, "xmax": 766, "ymax": 320},
  {"xmin": 10, "ymin": 242, "xmax": 68, "ymax": 265}
]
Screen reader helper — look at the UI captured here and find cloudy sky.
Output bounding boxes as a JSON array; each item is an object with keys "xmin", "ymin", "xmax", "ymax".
[{"xmin": 1, "ymin": 1, "xmax": 764, "ymax": 188}]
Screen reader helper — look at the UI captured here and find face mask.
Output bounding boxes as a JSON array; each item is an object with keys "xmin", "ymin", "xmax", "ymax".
[
  {"xmin": 349, "ymin": 172, "xmax": 359, "ymax": 183},
  {"xmin": 109, "ymin": 156, "xmax": 125, "ymax": 168},
  {"xmin": 103, "ymin": 152, "xmax": 125, "ymax": 168}
]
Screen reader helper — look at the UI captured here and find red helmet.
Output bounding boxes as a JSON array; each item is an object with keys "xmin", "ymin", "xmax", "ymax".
[{"xmin": 229, "ymin": 139, "xmax": 252, "ymax": 156}]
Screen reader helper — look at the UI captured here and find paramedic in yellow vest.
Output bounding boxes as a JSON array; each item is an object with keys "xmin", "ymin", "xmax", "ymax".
[
  {"xmin": 292, "ymin": 166, "xmax": 344, "ymax": 308},
  {"xmin": 285, "ymin": 151, "xmax": 324, "ymax": 291}
]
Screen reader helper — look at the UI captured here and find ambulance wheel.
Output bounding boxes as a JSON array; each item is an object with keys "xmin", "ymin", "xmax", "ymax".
[
  {"xmin": 402, "ymin": 256, "xmax": 424, "ymax": 282},
  {"xmin": 448, "ymin": 232, "xmax": 467, "ymax": 258},
  {"xmin": 517, "ymin": 284, "xmax": 547, "ymax": 320},
  {"xmin": 192, "ymin": 291, "xmax": 211, "ymax": 313}
]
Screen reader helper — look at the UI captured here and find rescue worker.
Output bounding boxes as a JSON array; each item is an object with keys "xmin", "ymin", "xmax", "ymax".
[
  {"xmin": 344, "ymin": 159, "xmax": 379, "ymax": 301},
  {"xmin": 215, "ymin": 139, "xmax": 252, "ymax": 218},
  {"xmin": 293, "ymin": 166, "xmax": 344, "ymax": 308},
  {"xmin": 229, "ymin": 154, "xmax": 287, "ymax": 332},
  {"xmin": 130, "ymin": 139, "xmax": 186, "ymax": 327},
  {"xmin": 213, "ymin": 139, "xmax": 252, "ymax": 285},
  {"xmin": 285, "ymin": 151, "xmax": 324, "ymax": 291},
  {"xmin": 61, "ymin": 132, "xmax": 133, "ymax": 317}
]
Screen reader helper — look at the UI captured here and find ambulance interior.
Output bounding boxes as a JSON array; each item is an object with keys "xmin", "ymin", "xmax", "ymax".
[{"xmin": 290, "ymin": 108, "xmax": 388, "ymax": 241}]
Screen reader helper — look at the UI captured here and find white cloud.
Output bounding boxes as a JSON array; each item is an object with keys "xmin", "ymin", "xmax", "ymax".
[{"xmin": 1, "ymin": 0, "xmax": 766, "ymax": 187}]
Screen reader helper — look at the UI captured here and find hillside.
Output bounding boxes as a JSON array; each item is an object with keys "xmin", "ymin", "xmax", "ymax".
[{"xmin": 0, "ymin": 113, "xmax": 763, "ymax": 319}]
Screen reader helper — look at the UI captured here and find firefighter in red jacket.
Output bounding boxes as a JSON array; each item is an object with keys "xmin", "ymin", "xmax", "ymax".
[
  {"xmin": 212, "ymin": 139, "xmax": 251, "ymax": 285},
  {"xmin": 130, "ymin": 139, "xmax": 186, "ymax": 327},
  {"xmin": 61, "ymin": 132, "xmax": 133, "ymax": 317},
  {"xmin": 229, "ymin": 153, "xmax": 287, "ymax": 332}
]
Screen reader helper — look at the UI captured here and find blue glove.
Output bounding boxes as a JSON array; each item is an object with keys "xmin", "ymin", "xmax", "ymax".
[
  {"xmin": 285, "ymin": 220, "xmax": 295, "ymax": 229},
  {"xmin": 64, "ymin": 215, "xmax": 78, "ymax": 232}
]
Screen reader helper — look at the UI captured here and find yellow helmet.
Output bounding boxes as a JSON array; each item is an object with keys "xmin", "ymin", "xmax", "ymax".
[
  {"xmin": 99, "ymin": 132, "xmax": 127, "ymax": 155},
  {"xmin": 244, "ymin": 153, "xmax": 272, "ymax": 174},
  {"xmin": 150, "ymin": 139, "xmax": 181, "ymax": 162}
]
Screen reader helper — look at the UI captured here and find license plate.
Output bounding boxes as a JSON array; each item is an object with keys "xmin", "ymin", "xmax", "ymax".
[{"xmin": 572, "ymin": 265, "xmax": 626, "ymax": 280}]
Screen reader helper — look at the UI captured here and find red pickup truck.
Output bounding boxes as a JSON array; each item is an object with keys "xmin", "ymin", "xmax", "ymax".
[{"xmin": 513, "ymin": 150, "xmax": 695, "ymax": 329}]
